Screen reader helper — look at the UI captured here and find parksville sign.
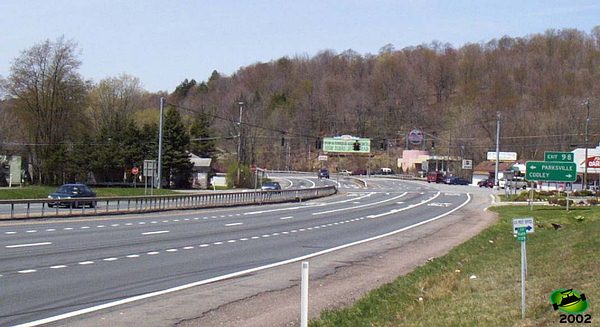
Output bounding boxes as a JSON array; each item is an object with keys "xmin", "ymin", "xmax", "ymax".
[{"xmin": 525, "ymin": 161, "xmax": 577, "ymax": 182}]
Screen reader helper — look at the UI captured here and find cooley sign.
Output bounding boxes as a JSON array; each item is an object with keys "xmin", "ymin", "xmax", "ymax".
[{"xmin": 526, "ymin": 152, "xmax": 576, "ymax": 182}]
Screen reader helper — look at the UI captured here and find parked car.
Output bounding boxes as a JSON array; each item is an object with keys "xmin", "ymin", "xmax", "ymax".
[
  {"xmin": 261, "ymin": 181, "xmax": 282, "ymax": 191},
  {"xmin": 339, "ymin": 169, "xmax": 352, "ymax": 176},
  {"xmin": 427, "ymin": 171, "xmax": 445, "ymax": 183},
  {"xmin": 47, "ymin": 183, "xmax": 97, "ymax": 208},
  {"xmin": 444, "ymin": 176, "xmax": 470, "ymax": 185},
  {"xmin": 499, "ymin": 178, "xmax": 528, "ymax": 189},
  {"xmin": 378, "ymin": 167, "xmax": 393, "ymax": 175},
  {"xmin": 318, "ymin": 168, "xmax": 330, "ymax": 179},
  {"xmin": 477, "ymin": 178, "xmax": 494, "ymax": 188}
]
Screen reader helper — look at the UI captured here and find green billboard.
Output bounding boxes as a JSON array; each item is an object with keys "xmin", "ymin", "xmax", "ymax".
[{"xmin": 323, "ymin": 137, "xmax": 371, "ymax": 153}]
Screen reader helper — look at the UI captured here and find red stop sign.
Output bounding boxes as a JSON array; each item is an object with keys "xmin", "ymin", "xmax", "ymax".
[{"xmin": 132, "ymin": 167, "xmax": 140, "ymax": 175}]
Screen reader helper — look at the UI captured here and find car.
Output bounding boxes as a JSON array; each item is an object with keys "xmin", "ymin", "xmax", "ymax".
[
  {"xmin": 499, "ymin": 178, "xmax": 528, "ymax": 189},
  {"xmin": 427, "ymin": 171, "xmax": 445, "ymax": 183},
  {"xmin": 47, "ymin": 183, "xmax": 97, "ymax": 208},
  {"xmin": 339, "ymin": 169, "xmax": 352, "ymax": 176},
  {"xmin": 477, "ymin": 179, "xmax": 494, "ymax": 188},
  {"xmin": 444, "ymin": 176, "xmax": 470, "ymax": 185},
  {"xmin": 261, "ymin": 181, "xmax": 282, "ymax": 191},
  {"xmin": 378, "ymin": 167, "xmax": 393, "ymax": 175},
  {"xmin": 318, "ymin": 168, "xmax": 330, "ymax": 179}
]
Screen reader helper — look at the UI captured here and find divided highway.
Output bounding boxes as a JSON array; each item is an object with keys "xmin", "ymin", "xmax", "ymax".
[{"xmin": 0, "ymin": 176, "xmax": 473, "ymax": 326}]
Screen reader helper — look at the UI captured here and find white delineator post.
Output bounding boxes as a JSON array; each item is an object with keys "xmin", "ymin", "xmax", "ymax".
[{"xmin": 301, "ymin": 261, "xmax": 309, "ymax": 327}]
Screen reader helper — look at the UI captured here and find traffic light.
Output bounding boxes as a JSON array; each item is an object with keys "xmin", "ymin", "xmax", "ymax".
[
  {"xmin": 315, "ymin": 138, "xmax": 322, "ymax": 149},
  {"xmin": 353, "ymin": 141, "xmax": 361, "ymax": 151},
  {"xmin": 281, "ymin": 137, "xmax": 285, "ymax": 146}
]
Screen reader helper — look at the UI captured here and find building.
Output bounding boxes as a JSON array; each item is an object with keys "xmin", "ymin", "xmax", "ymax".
[{"xmin": 189, "ymin": 154, "xmax": 212, "ymax": 189}]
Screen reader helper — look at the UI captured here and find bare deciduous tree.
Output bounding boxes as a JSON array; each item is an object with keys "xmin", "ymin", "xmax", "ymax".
[{"xmin": 4, "ymin": 37, "xmax": 88, "ymax": 184}]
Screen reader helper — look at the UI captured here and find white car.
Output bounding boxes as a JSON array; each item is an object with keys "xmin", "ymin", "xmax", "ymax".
[{"xmin": 340, "ymin": 170, "xmax": 352, "ymax": 176}]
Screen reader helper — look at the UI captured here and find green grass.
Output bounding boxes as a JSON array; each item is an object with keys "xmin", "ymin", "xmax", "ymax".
[
  {"xmin": 310, "ymin": 206, "xmax": 599, "ymax": 326},
  {"xmin": 0, "ymin": 186, "xmax": 177, "ymax": 200}
]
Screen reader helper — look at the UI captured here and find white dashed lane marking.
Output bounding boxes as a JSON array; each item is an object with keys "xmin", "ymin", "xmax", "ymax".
[
  {"xmin": 225, "ymin": 223, "xmax": 243, "ymax": 227},
  {"xmin": 141, "ymin": 230, "xmax": 170, "ymax": 235},
  {"xmin": 6, "ymin": 242, "xmax": 52, "ymax": 248},
  {"xmin": 1, "ymin": 192, "xmax": 465, "ymax": 277}
]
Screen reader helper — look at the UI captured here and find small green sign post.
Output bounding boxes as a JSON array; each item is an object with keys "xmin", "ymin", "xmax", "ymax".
[
  {"xmin": 544, "ymin": 151, "xmax": 574, "ymax": 162},
  {"xmin": 513, "ymin": 218, "xmax": 534, "ymax": 319},
  {"xmin": 525, "ymin": 161, "xmax": 577, "ymax": 182},
  {"xmin": 516, "ymin": 227, "xmax": 528, "ymax": 241}
]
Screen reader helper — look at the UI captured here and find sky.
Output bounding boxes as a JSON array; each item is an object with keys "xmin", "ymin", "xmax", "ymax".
[{"xmin": 1, "ymin": 1, "xmax": 599, "ymax": 93}]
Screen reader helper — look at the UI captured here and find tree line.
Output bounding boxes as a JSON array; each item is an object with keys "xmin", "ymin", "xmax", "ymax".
[
  {"xmin": 1, "ymin": 27, "xmax": 600, "ymax": 185},
  {"xmin": 0, "ymin": 38, "xmax": 215, "ymax": 186}
]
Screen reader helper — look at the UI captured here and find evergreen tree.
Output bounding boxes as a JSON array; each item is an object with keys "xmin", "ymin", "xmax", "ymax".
[
  {"xmin": 189, "ymin": 111, "xmax": 216, "ymax": 159},
  {"xmin": 162, "ymin": 107, "xmax": 192, "ymax": 188}
]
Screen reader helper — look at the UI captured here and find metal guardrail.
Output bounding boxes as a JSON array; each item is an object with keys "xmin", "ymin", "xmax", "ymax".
[{"xmin": 0, "ymin": 186, "xmax": 337, "ymax": 220}]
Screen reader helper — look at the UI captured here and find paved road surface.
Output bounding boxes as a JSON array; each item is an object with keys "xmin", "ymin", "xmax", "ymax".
[{"xmin": 0, "ymin": 176, "xmax": 477, "ymax": 326}]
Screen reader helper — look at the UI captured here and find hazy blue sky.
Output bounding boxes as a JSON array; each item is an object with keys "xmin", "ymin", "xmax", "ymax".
[{"xmin": 1, "ymin": 1, "xmax": 599, "ymax": 92}]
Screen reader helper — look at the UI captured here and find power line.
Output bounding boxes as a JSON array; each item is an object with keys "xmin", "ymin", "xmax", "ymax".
[{"xmin": 166, "ymin": 101, "xmax": 322, "ymax": 141}]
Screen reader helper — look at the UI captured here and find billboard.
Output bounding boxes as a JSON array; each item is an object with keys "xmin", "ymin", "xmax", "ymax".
[
  {"xmin": 487, "ymin": 151, "xmax": 517, "ymax": 161},
  {"xmin": 323, "ymin": 136, "xmax": 371, "ymax": 154}
]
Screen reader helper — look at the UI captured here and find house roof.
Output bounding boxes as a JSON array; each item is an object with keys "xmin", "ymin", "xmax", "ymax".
[
  {"xmin": 473, "ymin": 160, "xmax": 527, "ymax": 173},
  {"xmin": 189, "ymin": 153, "xmax": 212, "ymax": 167}
]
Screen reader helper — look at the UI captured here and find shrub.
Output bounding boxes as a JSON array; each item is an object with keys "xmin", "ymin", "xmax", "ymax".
[{"xmin": 548, "ymin": 198, "xmax": 574, "ymax": 206}]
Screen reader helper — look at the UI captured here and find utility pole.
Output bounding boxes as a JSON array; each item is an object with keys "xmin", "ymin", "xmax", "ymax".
[
  {"xmin": 494, "ymin": 112, "xmax": 501, "ymax": 188},
  {"xmin": 237, "ymin": 101, "xmax": 244, "ymax": 186},
  {"xmin": 157, "ymin": 97, "xmax": 164, "ymax": 189},
  {"xmin": 584, "ymin": 99, "xmax": 590, "ymax": 190}
]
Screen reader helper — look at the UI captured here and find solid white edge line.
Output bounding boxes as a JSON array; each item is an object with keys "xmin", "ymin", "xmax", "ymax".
[
  {"xmin": 15, "ymin": 193, "xmax": 471, "ymax": 327},
  {"xmin": 6, "ymin": 242, "xmax": 52, "ymax": 248}
]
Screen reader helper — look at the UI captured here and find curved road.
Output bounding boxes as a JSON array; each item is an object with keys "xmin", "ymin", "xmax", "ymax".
[{"xmin": 0, "ymin": 176, "xmax": 488, "ymax": 326}]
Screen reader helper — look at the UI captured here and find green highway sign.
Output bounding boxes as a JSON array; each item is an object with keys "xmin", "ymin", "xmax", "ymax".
[
  {"xmin": 525, "ymin": 161, "xmax": 577, "ymax": 182},
  {"xmin": 516, "ymin": 227, "xmax": 527, "ymax": 241},
  {"xmin": 544, "ymin": 151, "xmax": 574, "ymax": 162},
  {"xmin": 322, "ymin": 137, "xmax": 371, "ymax": 153}
]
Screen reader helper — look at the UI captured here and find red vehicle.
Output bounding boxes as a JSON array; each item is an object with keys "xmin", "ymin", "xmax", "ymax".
[
  {"xmin": 477, "ymin": 178, "xmax": 494, "ymax": 188},
  {"xmin": 427, "ymin": 171, "xmax": 444, "ymax": 183}
]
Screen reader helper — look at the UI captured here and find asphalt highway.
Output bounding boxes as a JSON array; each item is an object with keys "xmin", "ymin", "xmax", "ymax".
[{"xmin": 0, "ymin": 176, "xmax": 473, "ymax": 326}]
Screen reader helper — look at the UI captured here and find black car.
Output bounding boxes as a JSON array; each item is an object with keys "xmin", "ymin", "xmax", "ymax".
[
  {"xmin": 445, "ymin": 176, "xmax": 470, "ymax": 185},
  {"xmin": 261, "ymin": 181, "xmax": 282, "ymax": 191},
  {"xmin": 48, "ymin": 183, "xmax": 97, "ymax": 208},
  {"xmin": 318, "ymin": 168, "xmax": 330, "ymax": 179}
]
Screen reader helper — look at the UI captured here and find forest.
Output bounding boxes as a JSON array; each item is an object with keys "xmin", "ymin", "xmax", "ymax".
[{"xmin": 1, "ymin": 27, "xmax": 600, "ymax": 186}]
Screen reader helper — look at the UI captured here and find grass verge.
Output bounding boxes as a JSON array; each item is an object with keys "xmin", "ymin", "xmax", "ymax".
[
  {"xmin": 0, "ymin": 186, "xmax": 177, "ymax": 200},
  {"xmin": 310, "ymin": 206, "xmax": 598, "ymax": 326}
]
